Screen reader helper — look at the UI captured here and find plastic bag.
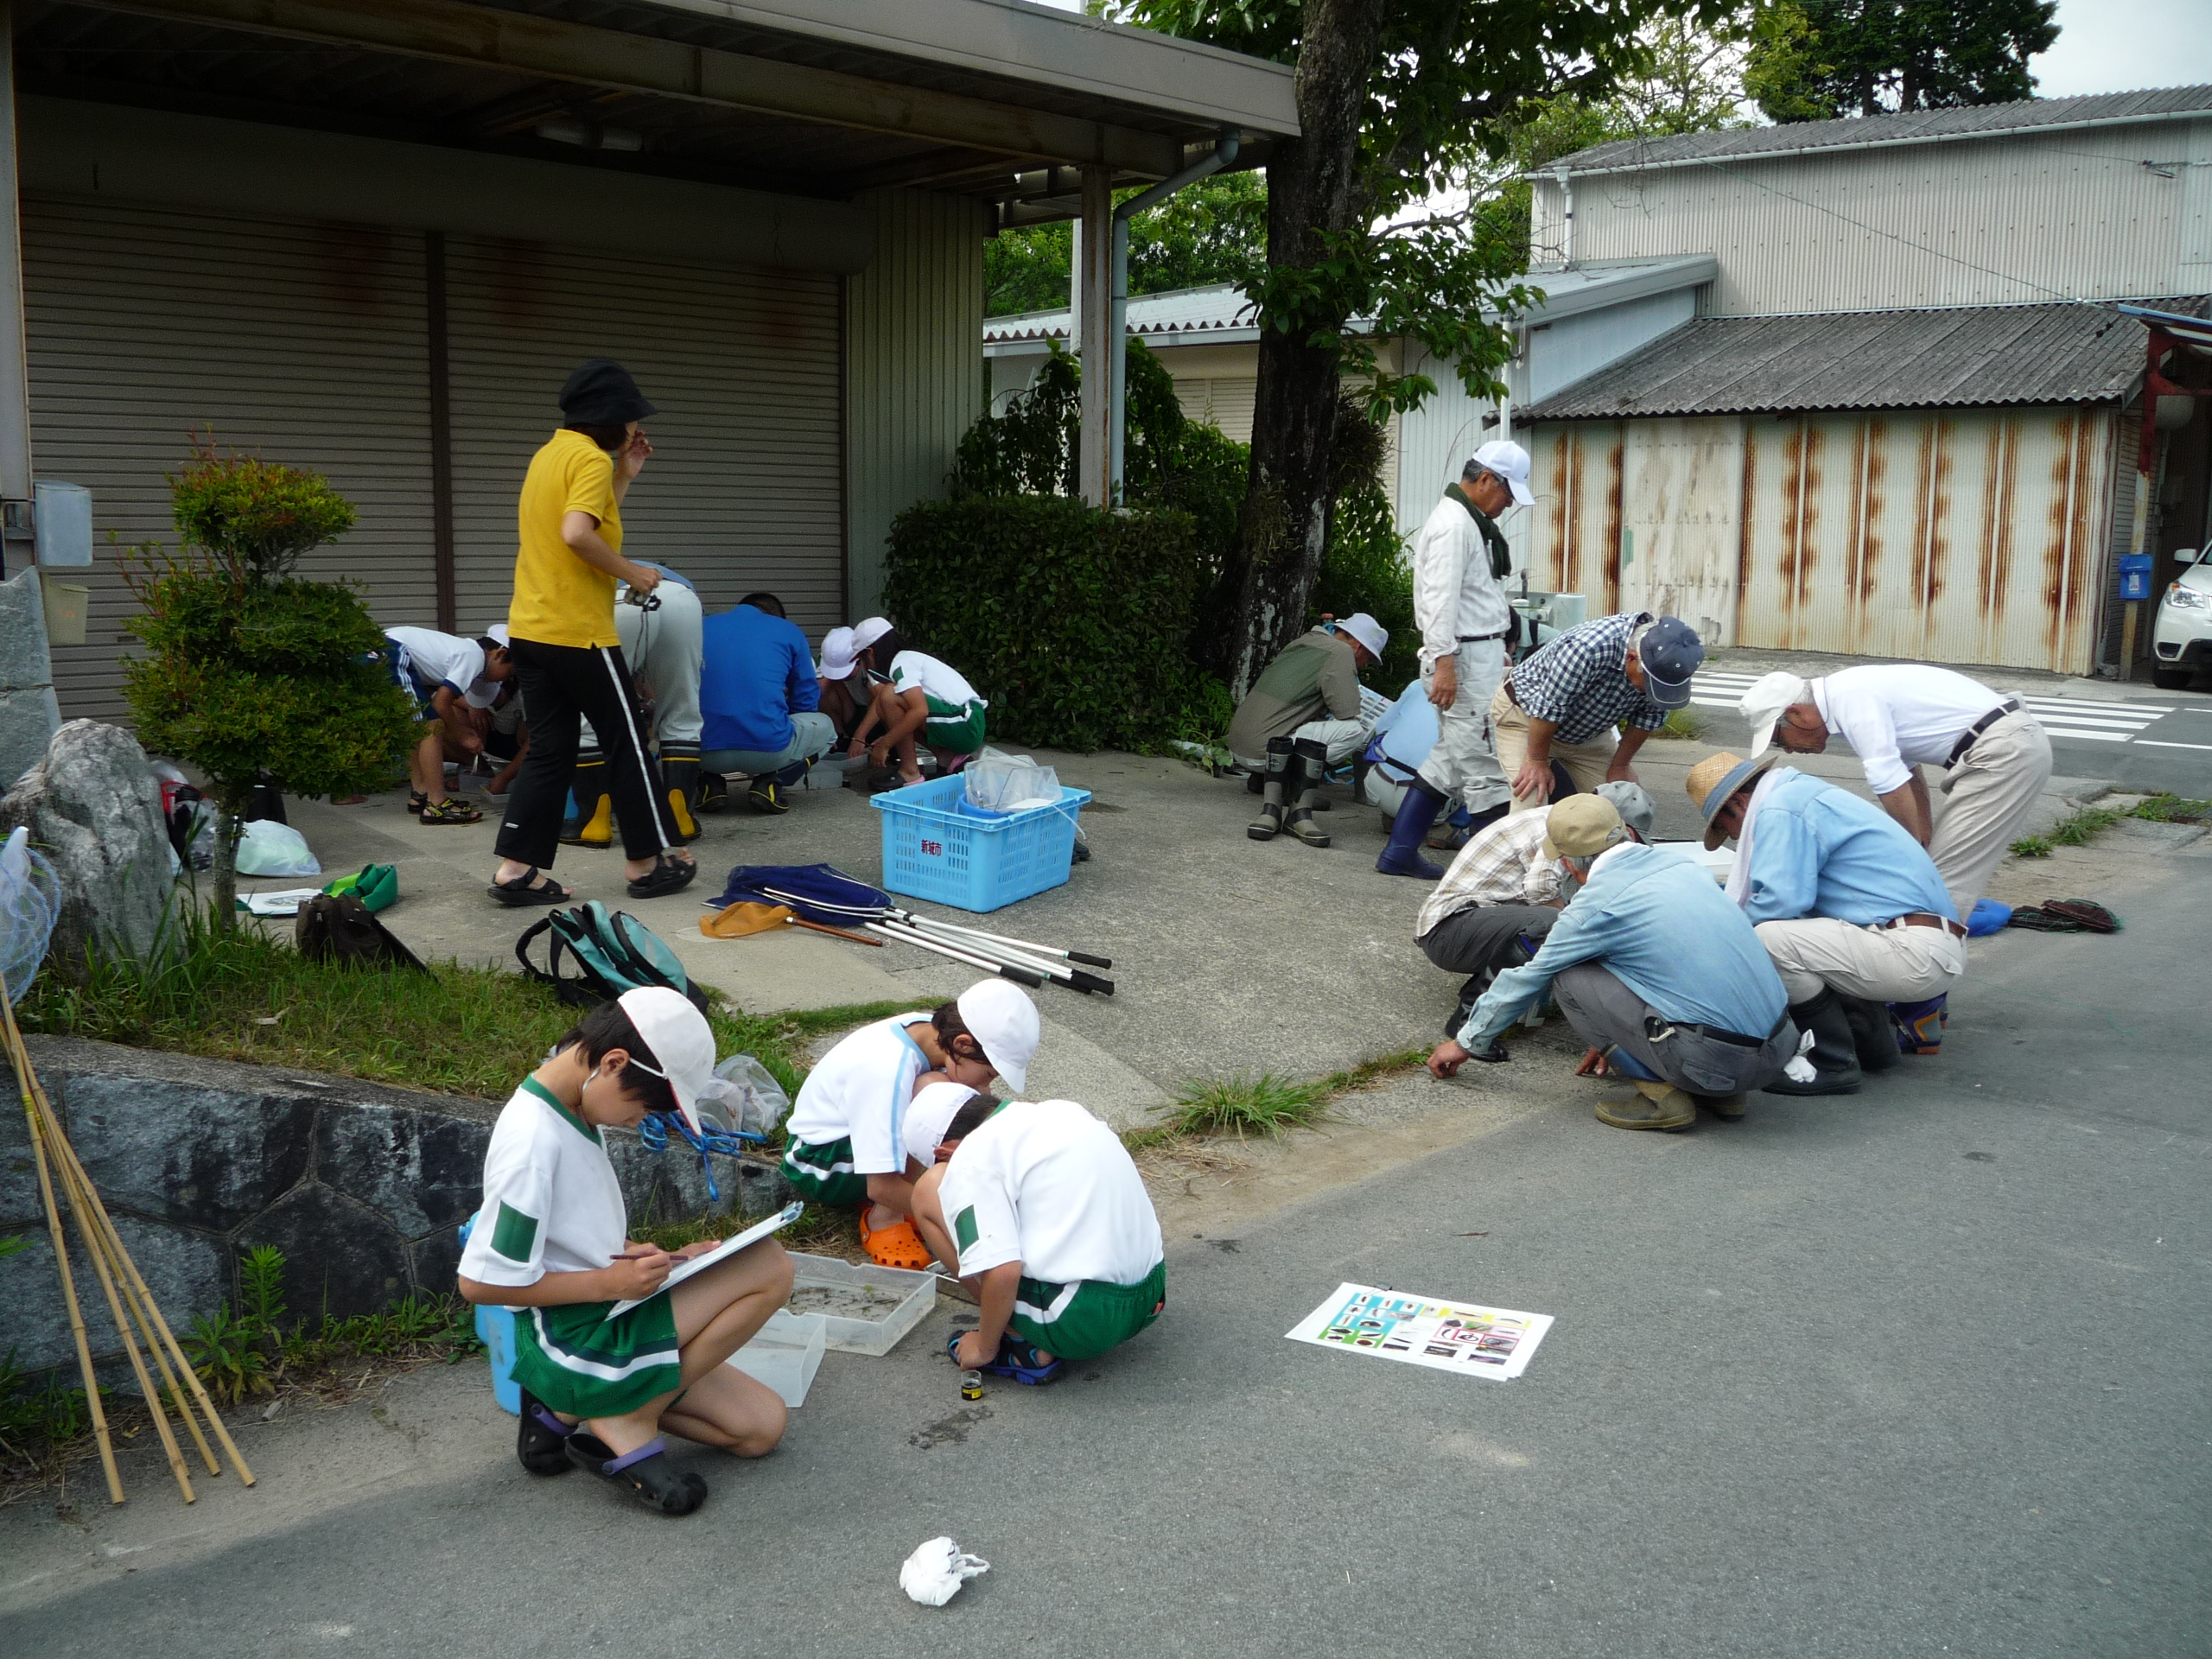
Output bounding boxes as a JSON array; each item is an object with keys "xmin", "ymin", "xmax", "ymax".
[
  {"xmin": 697, "ymin": 1053, "xmax": 791, "ymax": 1139},
  {"xmin": 234, "ymin": 817, "xmax": 321, "ymax": 877},
  {"xmin": 899, "ymin": 1536, "xmax": 990, "ymax": 1606},
  {"xmin": 964, "ymin": 746, "xmax": 1059, "ymax": 814},
  {"xmin": 0, "ymin": 826, "xmax": 60, "ymax": 1002}
]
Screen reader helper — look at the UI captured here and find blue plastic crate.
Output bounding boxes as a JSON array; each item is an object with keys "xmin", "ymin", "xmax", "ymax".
[{"xmin": 871, "ymin": 772, "xmax": 1090, "ymax": 912}]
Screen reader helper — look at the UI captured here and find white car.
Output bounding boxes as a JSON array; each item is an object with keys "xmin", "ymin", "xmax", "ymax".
[{"xmin": 2152, "ymin": 547, "xmax": 2210, "ymax": 691}]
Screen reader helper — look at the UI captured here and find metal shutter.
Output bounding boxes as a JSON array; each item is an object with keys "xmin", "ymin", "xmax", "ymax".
[
  {"xmin": 22, "ymin": 198, "xmax": 435, "ymax": 718},
  {"xmin": 444, "ymin": 238, "xmax": 843, "ymax": 643}
]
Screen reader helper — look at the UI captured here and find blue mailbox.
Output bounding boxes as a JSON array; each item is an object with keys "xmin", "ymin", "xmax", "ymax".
[{"xmin": 2118, "ymin": 552, "xmax": 2154, "ymax": 601}]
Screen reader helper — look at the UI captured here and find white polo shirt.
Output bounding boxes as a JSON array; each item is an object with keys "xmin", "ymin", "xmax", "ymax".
[
  {"xmin": 1812, "ymin": 664, "xmax": 2010, "ymax": 796},
  {"xmin": 936, "ymin": 1099, "xmax": 1164, "ymax": 1287},
  {"xmin": 459, "ymin": 1077, "xmax": 626, "ymax": 1294},
  {"xmin": 387, "ymin": 626, "xmax": 500, "ymax": 709},
  {"xmin": 784, "ymin": 1014, "xmax": 931, "ymax": 1176},
  {"xmin": 887, "ymin": 651, "xmax": 984, "ymax": 712}
]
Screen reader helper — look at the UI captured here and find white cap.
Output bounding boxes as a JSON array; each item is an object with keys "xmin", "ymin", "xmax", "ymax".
[
  {"xmin": 818, "ymin": 626, "xmax": 861, "ymax": 682},
  {"xmin": 1740, "ymin": 671, "xmax": 1814, "ymax": 758},
  {"xmin": 852, "ymin": 616, "xmax": 894, "ymax": 653},
  {"xmin": 903, "ymin": 1079, "xmax": 982, "ymax": 1169},
  {"xmin": 1469, "ymin": 440, "xmax": 1534, "ymax": 506},
  {"xmin": 485, "ymin": 622, "xmax": 511, "ymax": 647},
  {"xmin": 957, "ymin": 978, "xmax": 1039, "ymax": 1096},
  {"xmin": 1335, "ymin": 612, "xmax": 1388, "ymax": 661},
  {"xmin": 614, "ymin": 987, "xmax": 715, "ymax": 1135}
]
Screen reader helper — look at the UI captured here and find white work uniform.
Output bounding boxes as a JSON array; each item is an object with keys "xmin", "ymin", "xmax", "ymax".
[
  {"xmin": 1408, "ymin": 493, "xmax": 1511, "ymax": 815},
  {"xmin": 935, "ymin": 1100, "xmax": 1163, "ymax": 1286},
  {"xmin": 386, "ymin": 626, "xmax": 500, "ymax": 709},
  {"xmin": 1813, "ymin": 664, "xmax": 2052, "ymax": 914},
  {"xmin": 785, "ymin": 1015, "xmax": 930, "ymax": 1178},
  {"xmin": 459, "ymin": 1078, "xmax": 625, "ymax": 1296},
  {"xmin": 887, "ymin": 651, "xmax": 983, "ymax": 712}
]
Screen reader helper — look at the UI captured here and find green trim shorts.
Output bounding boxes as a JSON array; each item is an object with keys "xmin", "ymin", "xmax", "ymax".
[
  {"xmin": 781, "ymin": 1135, "xmax": 869, "ymax": 1207},
  {"xmin": 922, "ymin": 696, "xmax": 988, "ymax": 755},
  {"xmin": 512, "ymin": 1295, "xmax": 682, "ymax": 1420},
  {"xmin": 1009, "ymin": 1261, "xmax": 1166, "ymax": 1362}
]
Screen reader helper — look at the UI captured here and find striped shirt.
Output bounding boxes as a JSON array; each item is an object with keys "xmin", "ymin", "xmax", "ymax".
[
  {"xmin": 1415, "ymin": 811, "xmax": 1564, "ymax": 938},
  {"xmin": 1507, "ymin": 612, "xmax": 1670, "ymax": 744}
]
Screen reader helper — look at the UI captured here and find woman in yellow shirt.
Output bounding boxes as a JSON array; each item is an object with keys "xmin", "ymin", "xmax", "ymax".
[{"xmin": 491, "ymin": 360, "xmax": 698, "ymax": 905}]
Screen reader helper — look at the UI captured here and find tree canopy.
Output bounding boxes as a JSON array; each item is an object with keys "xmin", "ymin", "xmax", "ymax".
[
  {"xmin": 1744, "ymin": 0, "xmax": 2060, "ymax": 122},
  {"xmin": 985, "ymin": 173, "xmax": 1268, "ymax": 317}
]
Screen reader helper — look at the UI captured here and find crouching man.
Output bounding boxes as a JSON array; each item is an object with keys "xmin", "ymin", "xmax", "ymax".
[
  {"xmin": 1689, "ymin": 751, "xmax": 1966, "ymax": 1095},
  {"xmin": 1226, "ymin": 613, "xmax": 1388, "ymax": 849},
  {"xmin": 1427, "ymin": 796, "xmax": 1800, "ymax": 1132},
  {"xmin": 912, "ymin": 1094, "xmax": 1166, "ymax": 1387}
]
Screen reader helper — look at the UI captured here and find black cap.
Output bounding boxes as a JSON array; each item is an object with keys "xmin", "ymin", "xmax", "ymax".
[{"xmin": 558, "ymin": 359, "xmax": 656, "ymax": 426}]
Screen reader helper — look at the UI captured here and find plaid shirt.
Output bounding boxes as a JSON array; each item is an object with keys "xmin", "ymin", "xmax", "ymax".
[
  {"xmin": 1507, "ymin": 611, "xmax": 1670, "ymax": 744},
  {"xmin": 1415, "ymin": 810, "xmax": 1564, "ymax": 938}
]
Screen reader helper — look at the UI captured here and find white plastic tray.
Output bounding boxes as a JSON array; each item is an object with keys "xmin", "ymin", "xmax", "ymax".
[
  {"xmin": 784, "ymin": 1253, "xmax": 937, "ymax": 1356},
  {"xmin": 725, "ymin": 1309, "xmax": 826, "ymax": 1407}
]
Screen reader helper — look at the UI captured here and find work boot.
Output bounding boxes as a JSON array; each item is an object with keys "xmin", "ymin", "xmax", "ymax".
[
  {"xmin": 1889, "ymin": 994, "xmax": 1948, "ymax": 1056},
  {"xmin": 1763, "ymin": 989, "xmax": 1863, "ymax": 1096},
  {"xmin": 1597, "ymin": 1080, "xmax": 1696, "ymax": 1132},
  {"xmin": 696, "ymin": 771, "xmax": 730, "ymax": 815},
  {"xmin": 1284, "ymin": 738, "xmax": 1331, "ymax": 848},
  {"xmin": 1700, "ymin": 1093, "xmax": 1750, "ymax": 1121},
  {"xmin": 658, "ymin": 750, "xmax": 702, "ymax": 843},
  {"xmin": 748, "ymin": 760, "xmax": 809, "ymax": 815},
  {"xmin": 1376, "ymin": 779, "xmax": 1449, "ymax": 879},
  {"xmin": 1840, "ymin": 995, "xmax": 1900, "ymax": 1072},
  {"xmin": 1247, "ymin": 736, "xmax": 1292, "ymax": 842},
  {"xmin": 562, "ymin": 754, "xmax": 613, "ymax": 848}
]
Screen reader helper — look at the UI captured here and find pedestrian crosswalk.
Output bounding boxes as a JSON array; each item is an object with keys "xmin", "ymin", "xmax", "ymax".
[{"xmin": 1690, "ymin": 670, "xmax": 2177, "ymax": 746}]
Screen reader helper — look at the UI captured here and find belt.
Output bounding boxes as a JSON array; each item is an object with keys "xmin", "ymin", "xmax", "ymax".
[
  {"xmin": 1889, "ymin": 912, "xmax": 1968, "ymax": 938},
  {"xmin": 1644, "ymin": 1014, "xmax": 1781, "ymax": 1050},
  {"xmin": 1944, "ymin": 700, "xmax": 2020, "ymax": 767},
  {"xmin": 1456, "ymin": 630, "xmax": 1509, "ymax": 643}
]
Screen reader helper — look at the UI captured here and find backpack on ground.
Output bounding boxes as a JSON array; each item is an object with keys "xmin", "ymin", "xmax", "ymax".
[
  {"xmin": 515, "ymin": 901, "xmax": 709, "ymax": 1012},
  {"xmin": 296, "ymin": 893, "xmax": 429, "ymax": 973}
]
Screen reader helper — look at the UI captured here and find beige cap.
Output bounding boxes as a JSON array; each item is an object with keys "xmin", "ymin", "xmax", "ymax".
[{"xmin": 1541, "ymin": 794, "xmax": 1626, "ymax": 861}]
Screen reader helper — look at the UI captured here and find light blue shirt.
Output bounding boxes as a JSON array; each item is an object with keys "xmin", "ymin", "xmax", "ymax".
[
  {"xmin": 1739, "ymin": 768, "xmax": 1956, "ymax": 926},
  {"xmin": 1459, "ymin": 842, "xmax": 1788, "ymax": 1050}
]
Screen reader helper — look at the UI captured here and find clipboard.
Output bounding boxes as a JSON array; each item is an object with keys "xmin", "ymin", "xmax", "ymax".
[{"xmin": 608, "ymin": 1201, "xmax": 804, "ymax": 1316}]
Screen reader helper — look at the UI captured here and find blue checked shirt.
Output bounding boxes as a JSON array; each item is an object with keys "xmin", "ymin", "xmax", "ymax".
[{"xmin": 1508, "ymin": 612, "xmax": 1670, "ymax": 744}]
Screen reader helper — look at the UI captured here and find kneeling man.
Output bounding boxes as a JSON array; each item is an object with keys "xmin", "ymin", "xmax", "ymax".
[
  {"xmin": 913, "ymin": 1094, "xmax": 1165, "ymax": 1387},
  {"xmin": 1690, "ymin": 751, "xmax": 1966, "ymax": 1094},
  {"xmin": 1428, "ymin": 796, "xmax": 1799, "ymax": 1132}
]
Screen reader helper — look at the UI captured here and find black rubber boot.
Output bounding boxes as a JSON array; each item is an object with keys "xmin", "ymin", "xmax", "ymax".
[
  {"xmin": 658, "ymin": 750, "xmax": 702, "ymax": 843},
  {"xmin": 1763, "ymin": 989, "xmax": 1864, "ymax": 1096},
  {"xmin": 1376, "ymin": 779, "xmax": 1449, "ymax": 878},
  {"xmin": 1248, "ymin": 736, "xmax": 1293, "ymax": 841},
  {"xmin": 1840, "ymin": 995, "xmax": 1900, "ymax": 1072},
  {"xmin": 1285, "ymin": 738, "xmax": 1332, "ymax": 847},
  {"xmin": 561, "ymin": 753, "xmax": 613, "ymax": 847},
  {"xmin": 696, "ymin": 770, "xmax": 730, "ymax": 814}
]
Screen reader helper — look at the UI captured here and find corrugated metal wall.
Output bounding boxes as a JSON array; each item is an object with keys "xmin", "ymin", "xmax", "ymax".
[
  {"xmin": 1528, "ymin": 404, "xmax": 2118, "ymax": 673},
  {"xmin": 1532, "ymin": 122, "xmax": 2205, "ymax": 315},
  {"xmin": 846, "ymin": 189, "xmax": 988, "ymax": 618}
]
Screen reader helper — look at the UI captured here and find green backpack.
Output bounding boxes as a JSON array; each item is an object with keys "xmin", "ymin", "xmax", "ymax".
[{"xmin": 515, "ymin": 902, "xmax": 709, "ymax": 1014}]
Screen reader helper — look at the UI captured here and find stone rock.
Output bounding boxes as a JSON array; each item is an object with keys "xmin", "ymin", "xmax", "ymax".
[
  {"xmin": 0, "ymin": 566, "xmax": 54, "ymax": 693},
  {"xmin": 0, "ymin": 1215, "xmax": 231, "ymax": 1376},
  {"xmin": 0, "ymin": 1074, "xmax": 44, "ymax": 1229},
  {"xmin": 65, "ymin": 1074, "xmax": 315, "ymax": 1231},
  {"xmin": 237, "ymin": 1184, "xmax": 411, "ymax": 1321},
  {"xmin": 406, "ymin": 1224, "xmax": 462, "ymax": 1300},
  {"xmin": 0, "ymin": 719, "xmax": 174, "ymax": 974},
  {"xmin": 0, "ymin": 686, "xmax": 60, "ymax": 793},
  {"xmin": 318, "ymin": 1103, "xmax": 491, "ymax": 1241}
]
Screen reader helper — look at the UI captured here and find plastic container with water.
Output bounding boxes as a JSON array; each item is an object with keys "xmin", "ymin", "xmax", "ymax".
[
  {"xmin": 725, "ymin": 1309, "xmax": 827, "ymax": 1407},
  {"xmin": 871, "ymin": 772, "xmax": 1090, "ymax": 912},
  {"xmin": 785, "ymin": 1253, "xmax": 938, "ymax": 1355}
]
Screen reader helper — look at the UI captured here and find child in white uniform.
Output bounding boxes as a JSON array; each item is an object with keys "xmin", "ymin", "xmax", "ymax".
[
  {"xmin": 847, "ymin": 645, "xmax": 989, "ymax": 786},
  {"xmin": 459, "ymin": 988, "xmax": 794, "ymax": 1516},
  {"xmin": 913, "ymin": 1096, "xmax": 1166, "ymax": 1385},
  {"xmin": 781, "ymin": 979, "xmax": 1039, "ymax": 1269}
]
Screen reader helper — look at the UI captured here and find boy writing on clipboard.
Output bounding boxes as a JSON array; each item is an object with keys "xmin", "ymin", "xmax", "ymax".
[{"xmin": 459, "ymin": 988, "xmax": 794, "ymax": 1516}]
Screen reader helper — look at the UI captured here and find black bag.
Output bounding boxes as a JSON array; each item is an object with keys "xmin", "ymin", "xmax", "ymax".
[
  {"xmin": 515, "ymin": 901, "xmax": 709, "ymax": 1013},
  {"xmin": 296, "ymin": 893, "xmax": 429, "ymax": 973}
]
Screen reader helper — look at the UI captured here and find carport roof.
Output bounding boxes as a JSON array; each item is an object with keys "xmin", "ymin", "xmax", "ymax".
[{"xmin": 1520, "ymin": 299, "xmax": 2210, "ymax": 422}]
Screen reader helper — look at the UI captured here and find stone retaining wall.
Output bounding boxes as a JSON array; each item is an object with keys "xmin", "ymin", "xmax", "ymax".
[{"xmin": 0, "ymin": 1037, "xmax": 791, "ymax": 1379}]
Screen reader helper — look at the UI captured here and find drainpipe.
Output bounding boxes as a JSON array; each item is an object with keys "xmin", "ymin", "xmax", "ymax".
[
  {"xmin": 1109, "ymin": 129, "xmax": 1240, "ymax": 505},
  {"xmin": 1552, "ymin": 167, "xmax": 1574, "ymax": 268}
]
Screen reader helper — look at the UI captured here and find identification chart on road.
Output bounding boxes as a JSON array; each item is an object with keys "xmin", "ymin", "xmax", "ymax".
[{"xmin": 1286, "ymin": 1282, "xmax": 1554, "ymax": 1381}]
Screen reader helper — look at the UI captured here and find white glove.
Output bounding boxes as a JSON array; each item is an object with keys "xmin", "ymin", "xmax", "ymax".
[
  {"xmin": 899, "ymin": 1536, "xmax": 990, "ymax": 1606},
  {"xmin": 1782, "ymin": 1026, "xmax": 1819, "ymax": 1084}
]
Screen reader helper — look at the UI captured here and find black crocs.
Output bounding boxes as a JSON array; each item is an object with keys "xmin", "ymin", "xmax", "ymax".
[
  {"xmin": 566, "ymin": 1433, "xmax": 707, "ymax": 1516},
  {"xmin": 516, "ymin": 1389, "xmax": 576, "ymax": 1476}
]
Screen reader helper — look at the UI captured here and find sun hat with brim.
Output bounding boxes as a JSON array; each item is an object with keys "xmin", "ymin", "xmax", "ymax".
[
  {"xmin": 1334, "ymin": 613, "xmax": 1388, "ymax": 660},
  {"xmin": 1688, "ymin": 749, "xmax": 1781, "ymax": 851},
  {"xmin": 956, "ymin": 978, "xmax": 1039, "ymax": 1097},
  {"xmin": 613, "ymin": 986, "xmax": 714, "ymax": 1135},
  {"xmin": 902, "ymin": 1079, "xmax": 981, "ymax": 1169},
  {"xmin": 558, "ymin": 359, "xmax": 656, "ymax": 426},
  {"xmin": 1739, "ymin": 670, "xmax": 1813, "ymax": 757},
  {"xmin": 852, "ymin": 616, "xmax": 894, "ymax": 653},
  {"xmin": 1541, "ymin": 794, "xmax": 1626, "ymax": 861},
  {"xmin": 818, "ymin": 626, "xmax": 861, "ymax": 682}
]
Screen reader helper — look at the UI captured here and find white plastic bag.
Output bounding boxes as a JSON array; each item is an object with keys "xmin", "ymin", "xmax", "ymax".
[
  {"xmin": 233, "ymin": 818, "xmax": 321, "ymax": 877},
  {"xmin": 899, "ymin": 1536, "xmax": 990, "ymax": 1606},
  {"xmin": 964, "ymin": 746, "xmax": 1060, "ymax": 814},
  {"xmin": 697, "ymin": 1053, "xmax": 791, "ymax": 1140}
]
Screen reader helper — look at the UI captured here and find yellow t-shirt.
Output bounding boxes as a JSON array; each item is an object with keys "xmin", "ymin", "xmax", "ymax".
[{"xmin": 510, "ymin": 429, "xmax": 622, "ymax": 649}]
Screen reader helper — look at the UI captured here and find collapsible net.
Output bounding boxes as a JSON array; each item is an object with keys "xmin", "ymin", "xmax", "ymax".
[{"xmin": 0, "ymin": 826, "xmax": 60, "ymax": 1002}]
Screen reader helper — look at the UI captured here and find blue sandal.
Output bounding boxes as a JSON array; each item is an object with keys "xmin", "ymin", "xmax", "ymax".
[{"xmin": 948, "ymin": 1329, "xmax": 1064, "ymax": 1387}]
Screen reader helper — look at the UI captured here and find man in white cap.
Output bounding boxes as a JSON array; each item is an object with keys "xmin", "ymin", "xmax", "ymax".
[
  {"xmin": 1738, "ymin": 665, "xmax": 2052, "ymax": 921},
  {"xmin": 1379, "ymin": 442, "xmax": 1531, "ymax": 879},
  {"xmin": 1226, "ymin": 611, "xmax": 1389, "ymax": 849}
]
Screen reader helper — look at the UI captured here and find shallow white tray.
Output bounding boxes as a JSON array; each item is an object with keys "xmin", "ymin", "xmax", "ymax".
[
  {"xmin": 725, "ymin": 1308, "xmax": 826, "ymax": 1408},
  {"xmin": 784, "ymin": 1253, "xmax": 937, "ymax": 1356}
]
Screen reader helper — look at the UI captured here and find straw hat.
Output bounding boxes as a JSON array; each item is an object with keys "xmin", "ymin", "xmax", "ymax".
[{"xmin": 1687, "ymin": 749, "xmax": 1780, "ymax": 850}]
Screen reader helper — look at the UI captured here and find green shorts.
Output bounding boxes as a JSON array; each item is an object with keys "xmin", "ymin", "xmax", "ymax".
[
  {"xmin": 782, "ymin": 1135, "xmax": 868, "ymax": 1207},
  {"xmin": 1009, "ymin": 1261, "xmax": 1166, "ymax": 1361},
  {"xmin": 922, "ymin": 696, "xmax": 987, "ymax": 755},
  {"xmin": 512, "ymin": 1295, "xmax": 681, "ymax": 1420}
]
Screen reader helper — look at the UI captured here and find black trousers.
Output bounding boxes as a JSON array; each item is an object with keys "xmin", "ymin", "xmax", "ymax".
[
  {"xmin": 496, "ymin": 638, "xmax": 677, "ymax": 868},
  {"xmin": 1419, "ymin": 902, "xmax": 1559, "ymax": 1001}
]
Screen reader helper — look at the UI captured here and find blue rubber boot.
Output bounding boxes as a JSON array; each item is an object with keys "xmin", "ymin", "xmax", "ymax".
[{"xmin": 1376, "ymin": 779, "xmax": 1449, "ymax": 879}]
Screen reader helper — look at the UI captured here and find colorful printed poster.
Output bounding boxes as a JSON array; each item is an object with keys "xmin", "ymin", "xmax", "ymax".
[{"xmin": 1285, "ymin": 1282, "xmax": 1554, "ymax": 1381}]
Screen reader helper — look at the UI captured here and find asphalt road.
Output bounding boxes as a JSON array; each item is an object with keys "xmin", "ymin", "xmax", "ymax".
[{"xmin": 8, "ymin": 845, "xmax": 2204, "ymax": 1655}]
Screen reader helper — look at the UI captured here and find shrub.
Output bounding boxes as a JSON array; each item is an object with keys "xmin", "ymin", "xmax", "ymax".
[{"xmin": 169, "ymin": 436, "xmax": 357, "ymax": 583}]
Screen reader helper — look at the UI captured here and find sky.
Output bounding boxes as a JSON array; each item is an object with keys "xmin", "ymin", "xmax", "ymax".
[{"xmin": 2030, "ymin": 0, "xmax": 2212, "ymax": 97}]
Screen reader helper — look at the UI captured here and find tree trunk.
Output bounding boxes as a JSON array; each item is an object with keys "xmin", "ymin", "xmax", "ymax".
[{"xmin": 1209, "ymin": 0, "xmax": 1387, "ymax": 699}]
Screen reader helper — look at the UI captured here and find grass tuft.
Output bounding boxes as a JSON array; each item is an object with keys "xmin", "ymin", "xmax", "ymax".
[
  {"xmin": 2011, "ymin": 802, "xmax": 2126, "ymax": 860},
  {"xmin": 1164, "ymin": 1071, "xmax": 1331, "ymax": 1140},
  {"xmin": 2129, "ymin": 793, "xmax": 2212, "ymax": 824},
  {"xmin": 1644, "ymin": 708, "xmax": 1707, "ymax": 741},
  {"xmin": 2009, "ymin": 834, "xmax": 2053, "ymax": 860}
]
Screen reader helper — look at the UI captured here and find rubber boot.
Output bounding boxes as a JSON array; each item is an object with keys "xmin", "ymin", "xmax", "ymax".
[
  {"xmin": 1376, "ymin": 779, "xmax": 1449, "ymax": 879},
  {"xmin": 1840, "ymin": 995, "xmax": 1900, "ymax": 1072},
  {"xmin": 658, "ymin": 750, "xmax": 702, "ymax": 844},
  {"xmin": 562, "ymin": 753, "xmax": 613, "ymax": 848},
  {"xmin": 1284, "ymin": 738, "xmax": 1332, "ymax": 847},
  {"xmin": 696, "ymin": 770, "xmax": 731, "ymax": 815},
  {"xmin": 1888, "ymin": 994, "xmax": 1947, "ymax": 1056},
  {"xmin": 1247, "ymin": 736, "xmax": 1292, "ymax": 841},
  {"xmin": 1762, "ymin": 989, "xmax": 1863, "ymax": 1096}
]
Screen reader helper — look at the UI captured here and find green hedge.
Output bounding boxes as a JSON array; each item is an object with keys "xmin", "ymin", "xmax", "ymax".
[{"xmin": 882, "ymin": 496, "xmax": 1212, "ymax": 752}]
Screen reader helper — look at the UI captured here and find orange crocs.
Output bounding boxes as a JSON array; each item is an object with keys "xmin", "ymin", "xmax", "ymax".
[{"xmin": 858, "ymin": 1209, "xmax": 933, "ymax": 1271}]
